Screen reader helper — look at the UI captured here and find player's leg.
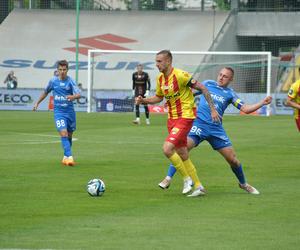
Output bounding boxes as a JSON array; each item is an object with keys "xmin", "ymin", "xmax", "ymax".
[
  {"xmin": 217, "ymin": 146, "xmax": 259, "ymax": 194},
  {"xmin": 56, "ymin": 114, "xmax": 75, "ymax": 166},
  {"xmin": 164, "ymin": 118, "xmax": 205, "ymax": 196},
  {"xmin": 208, "ymin": 127, "xmax": 258, "ymax": 194},
  {"xmin": 65, "ymin": 112, "xmax": 76, "ymax": 166},
  {"xmin": 55, "ymin": 117, "xmax": 72, "ymax": 165},
  {"xmin": 67, "ymin": 112, "xmax": 76, "ymax": 147},
  {"xmin": 144, "ymin": 104, "xmax": 150, "ymax": 125},
  {"xmin": 176, "ymin": 146, "xmax": 205, "ymax": 197},
  {"xmin": 68, "ymin": 132, "xmax": 73, "ymax": 147},
  {"xmin": 163, "ymin": 141, "xmax": 189, "ymax": 179},
  {"xmin": 158, "ymin": 136, "xmax": 196, "ymax": 189},
  {"xmin": 159, "ymin": 121, "xmax": 204, "ymax": 193},
  {"xmin": 133, "ymin": 105, "xmax": 141, "ymax": 124},
  {"xmin": 162, "ymin": 119, "xmax": 190, "ymax": 192},
  {"xmin": 60, "ymin": 129, "xmax": 73, "ymax": 166},
  {"xmin": 295, "ymin": 118, "xmax": 300, "ymax": 131}
]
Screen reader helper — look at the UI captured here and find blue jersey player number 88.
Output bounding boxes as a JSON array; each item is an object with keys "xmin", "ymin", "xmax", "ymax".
[{"xmin": 33, "ymin": 60, "xmax": 81, "ymax": 166}]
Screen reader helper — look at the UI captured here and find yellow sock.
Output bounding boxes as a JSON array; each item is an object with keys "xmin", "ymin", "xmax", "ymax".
[
  {"xmin": 169, "ymin": 153, "xmax": 189, "ymax": 179},
  {"xmin": 183, "ymin": 158, "xmax": 201, "ymax": 188}
]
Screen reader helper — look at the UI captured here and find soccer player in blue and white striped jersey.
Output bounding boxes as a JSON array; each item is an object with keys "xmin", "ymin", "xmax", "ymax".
[
  {"xmin": 159, "ymin": 67, "xmax": 272, "ymax": 196},
  {"xmin": 33, "ymin": 60, "xmax": 81, "ymax": 166}
]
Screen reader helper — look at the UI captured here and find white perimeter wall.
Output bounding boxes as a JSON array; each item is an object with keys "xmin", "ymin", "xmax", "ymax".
[{"xmin": 0, "ymin": 9, "xmax": 228, "ymax": 89}]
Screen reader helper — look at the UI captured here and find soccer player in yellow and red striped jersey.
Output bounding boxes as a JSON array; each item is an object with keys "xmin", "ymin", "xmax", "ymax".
[
  {"xmin": 287, "ymin": 70, "xmax": 300, "ymax": 131},
  {"xmin": 136, "ymin": 50, "xmax": 220, "ymax": 197}
]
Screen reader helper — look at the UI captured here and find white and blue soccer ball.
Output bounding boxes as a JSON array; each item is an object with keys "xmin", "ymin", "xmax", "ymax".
[{"xmin": 87, "ymin": 178, "xmax": 106, "ymax": 197}]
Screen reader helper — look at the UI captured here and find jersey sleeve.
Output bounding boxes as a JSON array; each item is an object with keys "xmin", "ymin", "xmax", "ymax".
[
  {"xmin": 70, "ymin": 78, "xmax": 81, "ymax": 95},
  {"xmin": 231, "ymin": 91, "xmax": 244, "ymax": 110},
  {"xmin": 288, "ymin": 81, "xmax": 299, "ymax": 99}
]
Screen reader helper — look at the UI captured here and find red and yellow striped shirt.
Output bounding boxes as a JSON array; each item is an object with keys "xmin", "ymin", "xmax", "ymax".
[
  {"xmin": 288, "ymin": 79, "xmax": 300, "ymax": 119},
  {"xmin": 156, "ymin": 68, "xmax": 196, "ymax": 119}
]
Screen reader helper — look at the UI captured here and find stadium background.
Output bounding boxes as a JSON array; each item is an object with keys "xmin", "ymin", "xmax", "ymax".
[
  {"xmin": 0, "ymin": 0, "xmax": 299, "ymax": 115},
  {"xmin": 1, "ymin": 1, "xmax": 300, "ymax": 250}
]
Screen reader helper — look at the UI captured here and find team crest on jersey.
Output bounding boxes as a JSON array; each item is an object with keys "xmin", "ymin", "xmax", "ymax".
[
  {"xmin": 288, "ymin": 89, "xmax": 293, "ymax": 95},
  {"xmin": 164, "ymin": 84, "xmax": 173, "ymax": 91},
  {"xmin": 191, "ymin": 79, "xmax": 196, "ymax": 84},
  {"xmin": 60, "ymin": 82, "xmax": 65, "ymax": 87},
  {"xmin": 171, "ymin": 127, "xmax": 179, "ymax": 134},
  {"xmin": 183, "ymin": 72, "xmax": 189, "ymax": 78}
]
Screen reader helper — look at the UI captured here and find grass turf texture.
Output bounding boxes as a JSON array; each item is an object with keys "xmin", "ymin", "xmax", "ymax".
[{"xmin": 0, "ymin": 111, "xmax": 299, "ymax": 249}]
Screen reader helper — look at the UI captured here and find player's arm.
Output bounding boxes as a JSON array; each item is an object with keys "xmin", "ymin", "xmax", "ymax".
[
  {"xmin": 33, "ymin": 91, "xmax": 48, "ymax": 111},
  {"xmin": 240, "ymin": 96, "xmax": 272, "ymax": 114},
  {"xmin": 66, "ymin": 81, "xmax": 81, "ymax": 101},
  {"xmin": 286, "ymin": 83, "xmax": 300, "ymax": 109},
  {"xmin": 66, "ymin": 93, "xmax": 81, "ymax": 102},
  {"xmin": 286, "ymin": 96, "xmax": 300, "ymax": 110},
  {"xmin": 188, "ymin": 79, "xmax": 220, "ymax": 122},
  {"xmin": 145, "ymin": 73, "xmax": 151, "ymax": 96},
  {"xmin": 136, "ymin": 95, "xmax": 163, "ymax": 105},
  {"xmin": 3, "ymin": 75, "xmax": 8, "ymax": 84},
  {"xmin": 132, "ymin": 73, "xmax": 136, "ymax": 96}
]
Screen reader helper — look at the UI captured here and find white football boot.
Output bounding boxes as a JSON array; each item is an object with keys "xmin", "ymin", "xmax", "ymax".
[
  {"xmin": 132, "ymin": 118, "xmax": 141, "ymax": 125},
  {"xmin": 239, "ymin": 183, "xmax": 260, "ymax": 195},
  {"xmin": 182, "ymin": 177, "xmax": 193, "ymax": 194},
  {"xmin": 158, "ymin": 177, "xmax": 171, "ymax": 189},
  {"xmin": 187, "ymin": 187, "xmax": 206, "ymax": 197}
]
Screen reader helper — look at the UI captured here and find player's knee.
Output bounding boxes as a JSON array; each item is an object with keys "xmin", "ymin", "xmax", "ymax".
[
  {"xmin": 163, "ymin": 148, "xmax": 172, "ymax": 157},
  {"xmin": 163, "ymin": 145, "xmax": 173, "ymax": 158},
  {"xmin": 177, "ymin": 151, "xmax": 188, "ymax": 161},
  {"xmin": 59, "ymin": 130, "xmax": 68, "ymax": 137}
]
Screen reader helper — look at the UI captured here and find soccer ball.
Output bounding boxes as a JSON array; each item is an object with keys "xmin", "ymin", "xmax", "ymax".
[{"xmin": 87, "ymin": 178, "xmax": 105, "ymax": 197}]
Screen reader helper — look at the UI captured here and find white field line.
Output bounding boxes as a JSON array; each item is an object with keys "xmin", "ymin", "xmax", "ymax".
[{"xmin": 0, "ymin": 132, "xmax": 78, "ymax": 145}]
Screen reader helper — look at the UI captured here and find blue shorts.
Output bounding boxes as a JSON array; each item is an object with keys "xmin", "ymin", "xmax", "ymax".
[
  {"xmin": 188, "ymin": 118, "xmax": 232, "ymax": 150},
  {"xmin": 54, "ymin": 111, "xmax": 76, "ymax": 132}
]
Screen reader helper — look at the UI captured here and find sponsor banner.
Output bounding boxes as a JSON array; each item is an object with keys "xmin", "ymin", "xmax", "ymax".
[
  {"xmin": 272, "ymin": 93, "xmax": 293, "ymax": 115},
  {"xmin": 96, "ymin": 98, "xmax": 134, "ymax": 112},
  {"xmin": 0, "ymin": 88, "xmax": 89, "ymax": 112},
  {"xmin": 0, "ymin": 89, "xmax": 294, "ymax": 115},
  {"xmin": 0, "ymin": 88, "xmax": 45, "ymax": 111}
]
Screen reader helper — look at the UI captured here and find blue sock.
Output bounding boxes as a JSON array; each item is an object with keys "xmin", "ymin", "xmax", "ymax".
[
  {"xmin": 231, "ymin": 164, "xmax": 246, "ymax": 185},
  {"xmin": 68, "ymin": 137, "xmax": 72, "ymax": 147},
  {"xmin": 61, "ymin": 137, "xmax": 72, "ymax": 157},
  {"xmin": 167, "ymin": 164, "xmax": 177, "ymax": 178}
]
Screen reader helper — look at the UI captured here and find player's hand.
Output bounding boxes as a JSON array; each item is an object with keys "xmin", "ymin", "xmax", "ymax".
[
  {"xmin": 211, "ymin": 109, "xmax": 221, "ymax": 123},
  {"xmin": 263, "ymin": 96, "xmax": 272, "ymax": 105},
  {"xmin": 145, "ymin": 90, "xmax": 150, "ymax": 97},
  {"xmin": 135, "ymin": 95, "xmax": 144, "ymax": 105},
  {"xmin": 66, "ymin": 95, "xmax": 74, "ymax": 101}
]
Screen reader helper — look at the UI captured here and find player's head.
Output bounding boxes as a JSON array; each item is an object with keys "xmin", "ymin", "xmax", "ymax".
[
  {"xmin": 137, "ymin": 64, "xmax": 143, "ymax": 73},
  {"xmin": 57, "ymin": 60, "xmax": 69, "ymax": 80},
  {"xmin": 217, "ymin": 67, "xmax": 234, "ymax": 87},
  {"xmin": 156, "ymin": 50, "xmax": 172, "ymax": 73}
]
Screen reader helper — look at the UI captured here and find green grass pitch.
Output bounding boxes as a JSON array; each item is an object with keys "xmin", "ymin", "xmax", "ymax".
[{"xmin": 0, "ymin": 111, "xmax": 299, "ymax": 249}]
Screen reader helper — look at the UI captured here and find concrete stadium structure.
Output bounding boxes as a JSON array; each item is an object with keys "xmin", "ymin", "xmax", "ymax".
[{"xmin": 0, "ymin": 9, "xmax": 228, "ymax": 89}]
